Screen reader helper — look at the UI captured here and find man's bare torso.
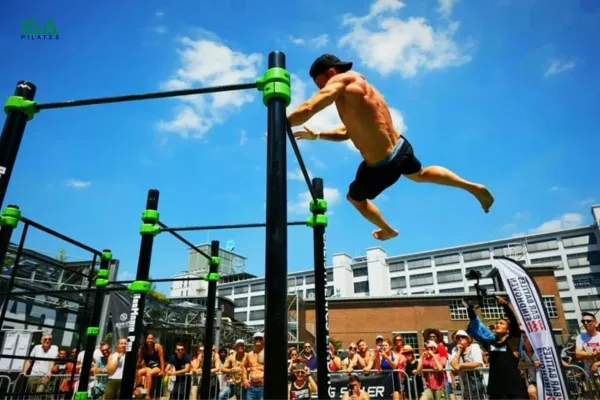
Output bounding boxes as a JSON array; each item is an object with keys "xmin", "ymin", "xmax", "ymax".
[
  {"xmin": 245, "ymin": 350, "xmax": 264, "ymax": 383},
  {"xmin": 334, "ymin": 71, "xmax": 400, "ymax": 164}
]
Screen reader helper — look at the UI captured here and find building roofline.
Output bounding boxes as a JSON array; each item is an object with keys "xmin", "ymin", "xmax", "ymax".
[
  {"xmin": 190, "ymin": 243, "xmax": 247, "ymax": 259},
  {"xmin": 304, "ymin": 291, "xmax": 510, "ymax": 305}
]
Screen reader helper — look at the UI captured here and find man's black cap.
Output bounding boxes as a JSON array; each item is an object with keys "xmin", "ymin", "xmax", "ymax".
[{"xmin": 309, "ymin": 54, "xmax": 353, "ymax": 79}]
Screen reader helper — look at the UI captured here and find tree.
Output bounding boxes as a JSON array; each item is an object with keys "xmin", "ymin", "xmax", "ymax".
[
  {"xmin": 330, "ymin": 337, "xmax": 343, "ymax": 350},
  {"xmin": 147, "ymin": 276, "xmax": 169, "ymax": 303},
  {"xmin": 57, "ymin": 248, "xmax": 68, "ymax": 262}
]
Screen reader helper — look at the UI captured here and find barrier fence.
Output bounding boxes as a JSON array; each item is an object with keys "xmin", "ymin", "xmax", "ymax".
[{"xmin": 0, "ymin": 365, "xmax": 593, "ymax": 400}]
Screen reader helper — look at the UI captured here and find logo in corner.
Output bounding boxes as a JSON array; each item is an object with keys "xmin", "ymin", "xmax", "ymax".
[{"xmin": 21, "ymin": 19, "xmax": 60, "ymax": 40}]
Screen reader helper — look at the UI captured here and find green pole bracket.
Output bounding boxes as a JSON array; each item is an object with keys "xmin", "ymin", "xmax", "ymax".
[
  {"xmin": 95, "ymin": 278, "xmax": 108, "ymax": 288},
  {"xmin": 73, "ymin": 391, "xmax": 88, "ymax": 400},
  {"xmin": 209, "ymin": 256, "xmax": 221, "ymax": 266},
  {"xmin": 0, "ymin": 206, "xmax": 21, "ymax": 229},
  {"xmin": 128, "ymin": 280, "xmax": 151, "ymax": 294},
  {"xmin": 256, "ymin": 68, "xmax": 291, "ymax": 107},
  {"xmin": 305, "ymin": 214, "xmax": 328, "ymax": 228},
  {"xmin": 309, "ymin": 199, "xmax": 328, "ymax": 213},
  {"xmin": 86, "ymin": 326, "xmax": 100, "ymax": 336},
  {"xmin": 140, "ymin": 223, "xmax": 160, "ymax": 236},
  {"xmin": 204, "ymin": 272, "xmax": 220, "ymax": 282},
  {"xmin": 96, "ymin": 269, "xmax": 109, "ymax": 279},
  {"xmin": 4, "ymin": 96, "xmax": 39, "ymax": 121},
  {"xmin": 101, "ymin": 250, "xmax": 113, "ymax": 261},
  {"xmin": 141, "ymin": 209, "xmax": 159, "ymax": 224}
]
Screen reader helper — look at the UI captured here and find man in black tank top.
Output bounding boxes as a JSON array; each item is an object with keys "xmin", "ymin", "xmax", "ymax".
[{"xmin": 288, "ymin": 363, "xmax": 317, "ymax": 399}]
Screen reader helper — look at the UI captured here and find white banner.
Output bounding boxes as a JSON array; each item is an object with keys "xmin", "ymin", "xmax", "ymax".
[{"xmin": 492, "ymin": 257, "xmax": 568, "ymax": 400}]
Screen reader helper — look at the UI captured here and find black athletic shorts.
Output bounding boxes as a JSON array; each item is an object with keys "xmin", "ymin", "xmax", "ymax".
[{"xmin": 348, "ymin": 137, "xmax": 422, "ymax": 202}]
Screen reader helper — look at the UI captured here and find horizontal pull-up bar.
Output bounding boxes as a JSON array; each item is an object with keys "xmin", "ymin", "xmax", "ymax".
[
  {"xmin": 35, "ymin": 82, "xmax": 258, "ymax": 111},
  {"xmin": 113, "ymin": 276, "xmax": 209, "ymax": 285},
  {"xmin": 160, "ymin": 220, "xmax": 306, "ymax": 233},
  {"xmin": 0, "ymin": 285, "xmax": 129, "ymax": 298},
  {"xmin": 157, "ymin": 221, "xmax": 212, "ymax": 261},
  {"xmin": 22, "ymin": 217, "xmax": 102, "ymax": 256}
]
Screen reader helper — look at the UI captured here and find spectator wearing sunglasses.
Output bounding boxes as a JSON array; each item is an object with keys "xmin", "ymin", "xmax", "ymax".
[
  {"xmin": 288, "ymin": 363, "xmax": 317, "ymax": 399},
  {"xmin": 576, "ymin": 312, "xmax": 600, "ymax": 377},
  {"xmin": 400, "ymin": 345, "xmax": 423, "ymax": 400},
  {"xmin": 301, "ymin": 342, "xmax": 317, "ymax": 371},
  {"xmin": 417, "ymin": 340, "xmax": 446, "ymax": 400},
  {"xmin": 166, "ymin": 343, "xmax": 192, "ymax": 400},
  {"xmin": 342, "ymin": 343, "xmax": 361, "ymax": 373}
]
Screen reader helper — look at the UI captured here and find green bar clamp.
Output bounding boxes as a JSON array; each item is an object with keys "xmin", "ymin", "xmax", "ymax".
[
  {"xmin": 101, "ymin": 250, "xmax": 113, "ymax": 261},
  {"xmin": 96, "ymin": 269, "xmax": 109, "ymax": 279},
  {"xmin": 140, "ymin": 223, "xmax": 160, "ymax": 236},
  {"xmin": 305, "ymin": 215, "xmax": 328, "ymax": 228},
  {"xmin": 86, "ymin": 326, "xmax": 100, "ymax": 336},
  {"xmin": 210, "ymin": 256, "xmax": 221, "ymax": 266},
  {"xmin": 204, "ymin": 272, "xmax": 220, "ymax": 282},
  {"xmin": 4, "ymin": 96, "xmax": 39, "ymax": 121},
  {"xmin": 310, "ymin": 199, "xmax": 328, "ymax": 213},
  {"xmin": 256, "ymin": 68, "xmax": 291, "ymax": 106},
  {"xmin": 0, "ymin": 206, "xmax": 21, "ymax": 229},
  {"xmin": 128, "ymin": 280, "xmax": 151, "ymax": 293},
  {"xmin": 142, "ymin": 209, "xmax": 159, "ymax": 224},
  {"xmin": 95, "ymin": 278, "xmax": 108, "ymax": 288},
  {"xmin": 73, "ymin": 391, "xmax": 88, "ymax": 400}
]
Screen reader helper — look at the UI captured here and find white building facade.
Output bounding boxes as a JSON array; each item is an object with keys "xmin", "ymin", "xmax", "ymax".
[{"xmin": 172, "ymin": 206, "xmax": 600, "ymax": 335}]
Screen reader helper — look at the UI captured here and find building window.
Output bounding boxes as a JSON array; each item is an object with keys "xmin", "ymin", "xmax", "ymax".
[
  {"xmin": 566, "ymin": 319, "xmax": 580, "ymax": 334},
  {"xmin": 543, "ymin": 296, "xmax": 559, "ymax": 318},
  {"xmin": 305, "ymin": 274, "xmax": 315, "ymax": 284},
  {"xmin": 253, "ymin": 325, "xmax": 264, "ymax": 332},
  {"xmin": 250, "ymin": 296, "xmax": 265, "ymax": 307},
  {"xmin": 391, "ymin": 276, "xmax": 406, "ymax": 290},
  {"xmin": 527, "ymin": 239, "xmax": 559, "ymax": 253},
  {"xmin": 563, "ymin": 234, "xmax": 597, "ymax": 248},
  {"xmin": 234, "ymin": 311, "xmax": 247, "ymax": 321},
  {"xmin": 556, "ymin": 276, "xmax": 570, "ymax": 291},
  {"xmin": 481, "ymin": 298, "xmax": 507, "ymax": 320},
  {"xmin": 392, "ymin": 332, "xmax": 420, "ymax": 356},
  {"xmin": 529, "ymin": 256, "xmax": 563, "ymax": 267},
  {"xmin": 235, "ymin": 285, "xmax": 249, "ymax": 294},
  {"xmin": 449, "ymin": 300, "xmax": 469, "ymax": 320},
  {"xmin": 249, "ymin": 310, "xmax": 264, "ymax": 321},
  {"xmin": 561, "ymin": 297, "xmax": 574, "ymax": 312},
  {"xmin": 493, "ymin": 244, "xmax": 525, "ymax": 257},
  {"xmin": 288, "ymin": 277, "xmax": 299, "ymax": 286},
  {"xmin": 463, "ymin": 249, "xmax": 491, "ymax": 262},
  {"xmin": 389, "ymin": 261, "xmax": 405, "ymax": 272},
  {"xmin": 407, "ymin": 258, "xmax": 432, "ymax": 270},
  {"xmin": 219, "ymin": 287, "xmax": 233, "ymax": 296},
  {"xmin": 579, "ymin": 295, "xmax": 600, "ymax": 312},
  {"xmin": 410, "ymin": 273, "xmax": 434, "ymax": 287},
  {"xmin": 436, "ymin": 269, "xmax": 463, "ymax": 284},
  {"xmin": 465, "ymin": 265, "xmax": 493, "ymax": 277},
  {"xmin": 234, "ymin": 298, "xmax": 248, "ymax": 308},
  {"xmin": 250, "ymin": 283, "xmax": 265, "ymax": 292},
  {"xmin": 440, "ymin": 287, "xmax": 464, "ymax": 294},
  {"xmin": 327, "ymin": 270, "xmax": 333, "ymax": 282},
  {"xmin": 567, "ymin": 251, "xmax": 600, "ymax": 268},
  {"xmin": 305, "ymin": 289, "xmax": 315, "ymax": 299},
  {"xmin": 468, "ymin": 284, "xmax": 495, "ymax": 293},
  {"xmin": 354, "ymin": 281, "xmax": 369, "ymax": 294},
  {"xmin": 353, "ymin": 267, "xmax": 368, "ymax": 278},
  {"xmin": 572, "ymin": 273, "xmax": 600, "ymax": 289},
  {"xmin": 434, "ymin": 253, "xmax": 460, "ymax": 266}
]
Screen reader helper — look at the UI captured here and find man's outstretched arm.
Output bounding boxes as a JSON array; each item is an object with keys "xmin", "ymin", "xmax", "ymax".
[
  {"xmin": 288, "ymin": 80, "xmax": 348, "ymax": 127},
  {"xmin": 294, "ymin": 125, "xmax": 349, "ymax": 142}
]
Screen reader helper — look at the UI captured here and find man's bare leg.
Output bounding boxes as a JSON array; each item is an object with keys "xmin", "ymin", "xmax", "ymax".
[
  {"xmin": 406, "ymin": 166, "xmax": 495, "ymax": 212},
  {"xmin": 347, "ymin": 195, "xmax": 399, "ymax": 241}
]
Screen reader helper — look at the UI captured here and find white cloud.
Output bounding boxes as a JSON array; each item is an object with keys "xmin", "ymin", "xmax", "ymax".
[
  {"xmin": 65, "ymin": 179, "xmax": 91, "ymax": 190},
  {"xmin": 529, "ymin": 213, "xmax": 584, "ymax": 234},
  {"xmin": 503, "ymin": 222, "xmax": 517, "ymax": 230},
  {"xmin": 290, "ymin": 36, "xmax": 305, "ymax": 45},
  {"xmin": 289, "ymin": 34, "xmax": 329, "ymax": 49},
  {"xmin": 240, "ymin": 130, "xmax": 248, "ymax": 146},
  {"xmin": 578, "ymin": 198, "xmax": 596, "ymax": 206},
  {"xmin": 155, "ymin": 25, "xmax": 167, "ymax": 34},
  {"xmin": 118, "ymin": 271, "xmax": 135, "ymax": 281},
  {"xmin": 288, "ymin": 168, "xmax": 312, "ymax": 181},
  {"xmin": 157, "ymin": 33, "xmax": 262, "ymax": 139},
  {"xmin": 339, "ymin": 0, "xmax": 473, "ymax": 78},
  {"xmin": 549, "ymin": 186, "xmax": 563, "ymax": 192},
  {"xmin": 544, "ymin": 59, "xmax": 576, "ymax": 77},
  {"xmin": 288, "ymin": 187, "xmax": 342, "ymax": 214},
  {"xmin": 437, "ymin": 0, "xmax": 457, "ymax": 17},
  {"xmin": 309, "ymin": 156, "xmax": 327, "ymax": 169},
  {"xmin": 514, "ymin": 211, "xmax": 529, "ymax": 220},
  {"xmin": 155, "ymin": 11, "xmax": 165, "ymax": 17}
]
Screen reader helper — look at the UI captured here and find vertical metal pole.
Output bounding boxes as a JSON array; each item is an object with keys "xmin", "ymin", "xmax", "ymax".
[
  {"xmin": 0, "ymin": 221, "xmax": 28, "ymax": 328},
  {"xmin": 264, "ymin": 50, "xmax": 289, "ymax": 400},
  {"xmin": 120, "ymin": 189, "xmax": 159, "ymax": 400},
  {"xmin": 199, "ymin": 241, "xmax": 220, "ymax": 399},
  {"xmin": 76, "ymin": 250, "xmax": 112, "ymax": 398},
  {"xmin": 312, "ymin": 177, "xmax": 331, "ymax": 398},
  {"xmin": 215, "ymin": 305, "xmax": 223, "ymax": 351},
  {"xmin": 97, "ymin": 259, "xmax": 119, "ymax": 345},
  {"xmin": 0, "ymin": 82, "xmax": 37, "ymax": 209}
]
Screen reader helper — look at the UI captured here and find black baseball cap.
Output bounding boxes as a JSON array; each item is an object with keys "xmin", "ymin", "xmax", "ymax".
[{"xmin": 309, "ymin": 54, "xmax": 353, "ymax": 79}]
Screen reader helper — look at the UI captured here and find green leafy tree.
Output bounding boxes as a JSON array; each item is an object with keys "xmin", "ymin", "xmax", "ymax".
[
  {"xmin": 330, "ymin": 337, "xmax": 343, "ymax": 350},
  {"xmin": 57, "ymin": 248, "xmax": 68, "ymax": 262}
]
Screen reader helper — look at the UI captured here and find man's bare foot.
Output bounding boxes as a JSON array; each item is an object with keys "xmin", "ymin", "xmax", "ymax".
[
  {"xmin": 472, "ymin": 184, "xmax": 495, "ymax": 213},
  {"xmin": 373, "ymin": 228, "xmax": 399, "ymax": 241}
]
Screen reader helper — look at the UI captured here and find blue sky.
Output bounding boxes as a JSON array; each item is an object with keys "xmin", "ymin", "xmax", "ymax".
[{"xmin": 1, "ymin": 0, "xmax": 599, "ymax": 294}]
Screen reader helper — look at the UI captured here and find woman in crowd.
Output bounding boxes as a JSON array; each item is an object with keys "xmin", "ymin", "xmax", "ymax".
[
  {"xmin": 288, "ymin": 363, "xmax": 317, "ymax": 399},
  {"xmin": 401, "ymin": 345, "xmax": 423, "ymax": 400},
  {"xmin": 449, "ymin": 330, "xmax": 484, "ymax": 400},
  {"xmin": 519, "ymin": 331, "xmax": 540, "ymax": 400},
  {"xmin": 377, "ymin": 339, "xmax": 401, "ymax": 400},
  {"xmin": 288, "ymin": 347, "xmax": 305, "ymax": 382},
  {"xmin": 136, "ymin": 334, "xmax": 165, "ymax": 400},
  {"xmin": 329, "ymin": 342, "xmax": 342, "ymax": 372},
  {"xmin": 467, "ymin": 296, "xmax": 528, "ymax": 399},
  {"xmin": 342, "ymin": 342, "xmax": 362, "ymax": 373},
  {"xmin": 416, "ymin": 340, "xmax": 446, "ymax": 400}
]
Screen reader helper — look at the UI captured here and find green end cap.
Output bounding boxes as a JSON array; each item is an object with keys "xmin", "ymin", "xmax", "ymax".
[
  {"xmin": 128, "ymin": 280, "xmax": 151, "ymax": 293},
  {"xmin": 0, "ymin": 206, "xmax": 22, "ymax": 228},
  {"xmin": 96, "ymin": 269, "xmax": 109, "ymax": 279},
  {"xmin": 141, "ymin": 209, "xmax": 159, "ymax": 224},
  {"xmin": 74, "ymin": 391, "xmax": 89, "ymax": 400},
  {"xmin": 256, "ymin": 68, "xmax": 291, "ymax": 107},
  {"xmin": 305, "ymin": 214, "xmax": 328, "ymax": 228},
  {"xmin": 210, "ymin": 256, "xmax": 221, "ymax": 266},
  {"xmin": 95, "ymin": 278, "xmax": 108, "ymax": 288},
  {"xmin": 310, "ymin": 199, "xmax": 328, "ymax": 213},
  {"xmin": 4, "ymin": 96, "xmax": 39, "ymax": 121},
  {"xmin": 204, "ymin": 272, "xmax": 220, "ymax": 282},
  {"xmin": 101, "ymin": 250, "xmax": 113, "ymax": 261},
  {"xmin": 140, "ymin": 223, "xmax": 160, "ymax": 236},
  {"xmin": 86, "ymin": 326, "xmax": 100, "ymax": 336}
]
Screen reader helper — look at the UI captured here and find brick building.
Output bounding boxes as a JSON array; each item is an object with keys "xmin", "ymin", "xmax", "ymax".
[{"xmin": 304, "ymin": 265, "xmax": 569, "ymax": 351}]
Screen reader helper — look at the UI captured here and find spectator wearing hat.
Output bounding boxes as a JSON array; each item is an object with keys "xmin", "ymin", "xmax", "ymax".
[
  {"xmin": 417, "ymin": 340, "xmax": 445, "ymax": 400},
  {"xmin": 375, "ymin": 335, "xmax": 384, "ymax": 350},
  {"xmin": 449, "ymin": 330, "xmax": 484, "ymax": 400},
  {"xmin": 423, "ymin": 328, "xmax": 449, "ymax": 360},
  {"xmin": 242, "ymin": 332, "xmax": 265, "ymax": 400},
  {"xmin": 401, "ymin": 345, "xmax": 423, "ymax": 400},
  {"xmin": 219, "ymin": 339, "xmax": 246, "ymax": 400}
]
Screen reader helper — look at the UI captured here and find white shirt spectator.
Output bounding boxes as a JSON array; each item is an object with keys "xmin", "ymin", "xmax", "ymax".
[
  {"xmin": 576, "ymin": 331, "xmax": 600, "ymax": 374},
  {"xmin": 450, "ymin": 343, "xmax": 484, "ymax": 366},
  {"xmin": 108, "ymin": 353, "xmax": 126, "ymax": 380},
  {"xmin": 77, "ymin": 348, "xmax": 103, "ymax": 364},
  {"xmin": 29, "ymin": 344, "xmax": 59, "ymax": 376}
]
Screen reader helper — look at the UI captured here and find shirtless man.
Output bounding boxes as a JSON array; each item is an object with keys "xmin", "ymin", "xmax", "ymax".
[
  {"xmin": 242, "ymin": 332, "xmax": 265, "ymax": 400},
  {"xmin": 288, "ymin": 54, "xmax": 495, "ymax": 240}
]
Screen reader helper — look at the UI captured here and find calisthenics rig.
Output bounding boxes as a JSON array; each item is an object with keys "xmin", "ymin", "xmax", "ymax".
[{"xmin": 0, "ymin": 51, "xmax": 333, "ymax": 400}]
